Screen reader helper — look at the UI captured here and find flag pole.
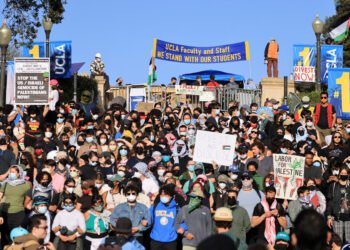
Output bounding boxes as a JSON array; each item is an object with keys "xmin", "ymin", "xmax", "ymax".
[{"xmin": 149, "ymin": 39, "xmax": 157, "ymax": 102}]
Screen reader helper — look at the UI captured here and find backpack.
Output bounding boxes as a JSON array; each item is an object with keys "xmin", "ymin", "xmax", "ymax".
[{"xmin": 4, "ymin": 240, "xmax": 39, "ymax": 250}]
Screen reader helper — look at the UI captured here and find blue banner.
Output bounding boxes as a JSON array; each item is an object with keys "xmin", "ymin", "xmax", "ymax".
[
  {"xmin": 328, "ymin": 68, "xmax": 350, "ymax": 120},
  {"xmin": 320, "ymin": 45, "xmax": 343, "ymax": 84},
  {"xmin": 153, "ymin": 39, "xmax": 250, "ymax": 63},
  {"xmin": 22, "ymin": 41, "xmax": 72, "ymax": 79},
  {"xmin": 293, "ymin": 45, "xmax": 316, "ymax": 67}
]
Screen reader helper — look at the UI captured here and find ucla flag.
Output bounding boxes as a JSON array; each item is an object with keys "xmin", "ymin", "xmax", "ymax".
[
  {"xmin": 320, "ymin": 45, "xmax": 343, "ymax": 85},
  {"xmin": 328, "ymin": 68, "xmax": 350, "ymax": 120},
  {"xmin": 22, "ymin": 41, "xmax": 72, "ymax": 79}
]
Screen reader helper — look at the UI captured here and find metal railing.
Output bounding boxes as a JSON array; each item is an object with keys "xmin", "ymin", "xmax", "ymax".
[{"xmin": 108, "ymin": 84, "xmax": 261, "ymax": 111}]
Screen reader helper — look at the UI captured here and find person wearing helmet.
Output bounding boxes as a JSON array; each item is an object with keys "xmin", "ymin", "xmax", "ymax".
[
  {"xmin": 9, "ymin": 227, "xmax": 29, "ymax": 242},
  {"xmin": 90, "ymin": 52, "xmax": 105, "ymax": 76},
  {"xmin": 30, "ymin": 196, "xmax": 51, "ymax": 243}
]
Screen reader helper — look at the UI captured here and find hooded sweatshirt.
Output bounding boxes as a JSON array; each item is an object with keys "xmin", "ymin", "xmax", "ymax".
[{"xmin": 150, "ymin": 199, "xmax": 178, "ymax": 242}]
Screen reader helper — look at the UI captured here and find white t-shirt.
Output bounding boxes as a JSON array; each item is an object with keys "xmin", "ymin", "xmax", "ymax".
[
  {"xmin": 52, "ymin": 209, "xmax": 86, "ymax": 235},
  {"xmin": 142, "ymin": 177, "xmax": 159, "ymax": 195},
  {"xmin": 49, "ymin": 89, "xmax": 59, "ymax": 111}
]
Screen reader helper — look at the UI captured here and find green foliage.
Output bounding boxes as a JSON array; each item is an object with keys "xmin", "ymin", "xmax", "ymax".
[
  {"xmin": 296, "ymin": 90, "xmax": 321, "ymax": 106},
  {"xmin": 3, "ymin": 0, "xmax": 67, "ymax": 47},
  {"xmin": 324, "ymin": 0, "xmax": 350, "ymax": 67},
  {"xmin": 57, "ymin": 75, "xmax": 98, "ymax": 104}
]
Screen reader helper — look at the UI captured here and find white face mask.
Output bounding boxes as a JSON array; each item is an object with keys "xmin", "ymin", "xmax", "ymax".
[
  {"xmin": 134, "ymin": 172, "xmax": 142, "ymax": 178},
  {"xmin": 117, "ymin": 171, "xmax": 125, "ymax": 178},
  {"xmin": 92, "ymin": 114, "xmax": 99, "ymax": 120},
  {"xmin": 218, "ymin": 183, "xmax": 226, "ymax": 189},
  {"xmin": 230, "ymin": 174, "xmax": 238, "ymax": 180},
  {"xmin": 306, "ymin": 121, "xmax": 313, "ymax": 127},
  {"xmin": 273, "ymin": 104, "xmax": 279, "ymax": 110},
  {"xmin": 95, "ymin": 183, "xmax": 102, "ymax": 189},
  {"xmin": 127, "ymin": 194, "xmax": 136, "ymax": 202},
  {"xmin": 67, "ymin": 187, "xmax": 74, "ymax": 194},
  {"xmin": 333, "ymin": 169, "xmax": 340, "ymax": 176},
  {"xmin": 100, "ymin": 139, "xmax": 107, "ymax": 145},
  {"xmin": 157, "ymin": 169, "xmax": 166, "ymax": 177},
  {"xmin": 45, "ymin": 132, "xmax": 53, "ymax": 138},
  {"xmin": 240, "ymin": 154, "xmax": 247, "ymax": 160}
]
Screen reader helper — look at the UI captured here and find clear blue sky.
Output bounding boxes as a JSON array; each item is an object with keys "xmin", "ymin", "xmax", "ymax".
[{"xmin": 27, "ymin": 1, "xmax": 336, "ymax": 84}]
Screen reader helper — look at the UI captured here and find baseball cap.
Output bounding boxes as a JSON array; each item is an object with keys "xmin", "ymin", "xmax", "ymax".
[
  {"xmin": 213, "ymin": 207, "xmax": 233, "ymax": 222},
  {"xmin": 228, "ymin": 164, "xmax": 240, "ymax": 173},
  {"xmin": 33, "ymin": 196, "xmax": 49, "ymax": 206},
  {"xmin": 301, "ymin": 96, "xmax": 311, "ymax": 104},
  {"xmin": 276, "ymin": 232, "xmax": 290, "ymax": 242},
  {"xmin": 50, "ymin": 79, "xmax": 58, "ymax": 86},
  {"xmin": 189, "ymin": 187, "xmax": 205, "ymax": 198}
]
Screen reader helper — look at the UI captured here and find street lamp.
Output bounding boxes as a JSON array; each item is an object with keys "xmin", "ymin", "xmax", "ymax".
[
  {"xmin": 42, "ymin": 16, "xmax": 53, "ymax": 57},
  {"xmin": 312, "ymin": 15, "xmax": 324, "ymax": 92},
  {"xmin": 0, "ymin": 20, "xmax": 12, "ymax": 107}
]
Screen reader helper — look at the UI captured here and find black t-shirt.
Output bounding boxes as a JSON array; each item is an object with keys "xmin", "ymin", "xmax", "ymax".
[
  {"xmin": 77, "ymin": 195, "xmax": 93, "ymax": 213},
  {"xmin": 252, "ymin": 202, "xmax": 286, "ymax": 243},
  {"xmin": 0, "ymin": 149, "xmax": 16, "ymax": 175},
  {"xmin": 317, "ymin": 105, "xmax": 336, "ymax": 129}
]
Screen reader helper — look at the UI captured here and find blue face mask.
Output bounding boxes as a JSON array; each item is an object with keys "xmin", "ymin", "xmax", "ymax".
[
  {"xmin": 162, "ymin": 155, "xmax": 171, "ymax": 162},
  {"xmin": 119, "ymin": 149, "xmax": 128, "ymax": 156},
  {"xmin": 71, "ymin": 109, "xmax": 77, "ymax": 115},
  {"xmin": 184, "ymin": 120, "xmax": 191, "ymax": 125},
  {"xmin": 160, "ymin": 196, "xmax": 171, "ymax": 204},
  {"xmin": 192, "ymin": 119, "xmax": 197, "ymax": 124},
  {"xmin": 216, "ymin": 109, "xmax": 220, "ymax": 115},
  {"xmin": 188, "ymin": 165, "xmax": 194, "ymax": 172},
  {"xmin": 313, "ymin": 161, "xmax": 321, "ymax": 167},
  {"xmin": 8, "ymin": 172, "xmax": 17, "ymax": 181},
  {"xmin": 63, "ymin": 204, "xmax": 75, "ymax": 212},
  {"xmin": 38, "ymin": 206, "xmax": 48, "ymax": 214},
  {"xmin": 150, "ymin": 135, "xmax": 155, "ymax": 141},
  {"xmin": 280, "ymin": 148, "xmax": 287, "ymax": 154},
  {"xmin": 57, "ymin": 118, "xmax": 64, "ymax": 123},
  {"xmin": 88, "ymin": 125, "xmax": 94, "ymax": 130}
]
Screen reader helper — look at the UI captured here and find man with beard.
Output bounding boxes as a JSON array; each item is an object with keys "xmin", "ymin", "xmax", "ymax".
[{"xmin": 251, "ymin": 186, "xmax": 287, "ymax": 245}]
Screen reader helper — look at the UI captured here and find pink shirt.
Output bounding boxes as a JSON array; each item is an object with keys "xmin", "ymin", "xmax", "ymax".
[{"xmin": 52, "ymin": 173, "xmax": 66, "ymax": 193}]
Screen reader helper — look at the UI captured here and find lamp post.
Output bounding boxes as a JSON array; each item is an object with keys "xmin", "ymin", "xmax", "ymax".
[
  {"xmin": 312, "ymin": 15, "xmax": 324, "ymax": 92},
  {"xmin": 0, "ymin": 20, "xmax": 12, "ymax": 107},
  {"xmin": 42, "ymin": 16, "xmax": 53, "ymax": 57}
]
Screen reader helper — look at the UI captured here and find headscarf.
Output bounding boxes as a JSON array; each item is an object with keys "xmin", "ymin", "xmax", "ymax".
[
  {"xmin": 172, "ymin": 139, "xmax": 188, "ymax": 164},
  {"xmin": 134, "ymin": 162, "xmax": 156, "ymax": 180},
  {"xmin": 5, "ymin": 165, "xmax": 26, "ymax": 186},
  {"xmin": 32, "ymin": 179, "xmax": 53, "ymax": 198}
]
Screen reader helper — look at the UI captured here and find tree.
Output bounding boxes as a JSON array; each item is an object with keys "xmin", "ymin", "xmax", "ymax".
[
  {"xmin": 2, "ymin": 0, "xmax": 67, "ymax": 47},
  {"xmin": 324, "ymin": 0, "xmax": 350, "ymax": 67}
]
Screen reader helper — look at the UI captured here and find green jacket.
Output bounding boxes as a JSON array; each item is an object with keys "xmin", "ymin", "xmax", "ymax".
[{"xmin": 230, "ymin": 205, "xmax": 251, "ymax": 242}]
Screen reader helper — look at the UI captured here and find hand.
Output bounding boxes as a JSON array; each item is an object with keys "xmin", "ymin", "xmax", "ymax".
[
  {"xmin": 211, "ymin": 161, "xmax": 218, "ymax": 169},
  {"xmin": 59, "ymin": 235, "xmax": 68, "ymax": 242},
  {"xmin": 141, "ymin": 220, "xmax": 148, "ymax": 227},
  {"xmin": 327, "ymin": 218, "xmax": 333, "ymax": 228},
  {"xmin": 53, "ymin": 225, "xmax": 61, "ymax": 232},
  {"xmin": 132, "ymin": 227, "xmax": 139, "ymax": 234},
  {"xmin": 177, "ymin": 228, "xmax": 184, "ymax": 234},
  {"xmin": 0, "ymin": 217, "xmax": 3, "ymax": 225},
  {"xmin": 264, "ymin": 211, "xmax": 272, "ymax": 218},
  {"xmin": 309, "ymin": 135, "xmax": 316, "ymax": 141},
  {"xmin": 66, "ymin": 234, "xmax": 77, "ymax": 241},
  {"xmin": 186, "ymin": 233, "xmax": 194, "ymax": 240},
  {"xmin": 271, "ymin": 209, "xmax": 279, "ymax": 217},
  {"xmin": 44, "ymin": 242, "xmax": 56, "ymax": 250},
  {"xmin": 343, "ymin": 156, "xmax": 350, "ymax": 163}
]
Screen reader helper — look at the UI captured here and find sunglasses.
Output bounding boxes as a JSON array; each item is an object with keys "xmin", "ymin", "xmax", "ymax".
[
  {"xmin": 334, "ymin": 136, "xmax": 342, "ymax": 139},
  {"xmin": 67, "ymin": 185, "xmax": 75, "ymax": 188},
  {"xmin": 82, "ymin": 94, "xmax": 91, "ymax": 98},
  {"xmin": 127, "ymin": 192, "xmax": 136, "ymax": 196},
  {"xmin": 251, "ymin": 131, "xmax": 257, "ymax": 134},
  {"xmin": 242, "ymin": 176, "xmax": 251, "ymax": 180},
  {"xmin": 321, "ymin": 96, "xmax": 327, "ymax": 99}
]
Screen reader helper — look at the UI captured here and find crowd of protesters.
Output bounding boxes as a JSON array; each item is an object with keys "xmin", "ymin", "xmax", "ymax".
[{"xmin": 0, "ymin": 78, "xmax": 349, "ymax": 250}]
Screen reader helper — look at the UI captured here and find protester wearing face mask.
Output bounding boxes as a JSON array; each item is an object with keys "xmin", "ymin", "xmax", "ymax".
[
  {"xmin": 226, "ymin": 189, "xmax": 251, "ymax": 242},
  {"xmin": 150, "ymin": 184, "xmax": 180, "ymax": 250},
  {"xmin": 288, "ymin": 186, "xmax": 313, "ymax": 223},
  {"xmin": 156, "ymin": 162, "xmax": 167, "ymax": 185},
  {"xmin": 326, "ymin": 167, "xmax": 350, "ymax": 243},
  {"xmin": 105, "ymin": 174, "xmax": 124, "ymax": 212},
  {"xmin": 175, "ymin": 187, "xmax": 212, "ymax": 250},
  {"xmin": 251, "ymin": 186, "xmax": 287, "ymax": 245},
  {"xmin": 237, "ymin": 172, "xmax": 264, "ymax": 218},
  {"xmin": 196, "ymin": 113, "xmax": 207, "ymax": 131},
  {"xmin": 227, "ymin": 165, "xmax": 242, "ymax": 190},
  {"xmin": 29, "ymin": 196, "xmax": 51, "ymax": 243},
  {"xmin": 40, "ymin": 125, "xmax": 57, "ymax": 153},
  {"xmin": 24, "ymin": 106, "xmax": 45, "ymax": 148},
  {"xmin": 77, "ymin": 130, "xmax": 102, "ymax": 158},
  {"xmin": 98, "ymin": 133, "xmax": 109, "ymax": 152},
  {"xmin": 306, "ymin": 178, "xmax": 326, "ymax": 215},
  {"xmin": 94, "ymin": 173, "xmax": 111, "ymax": 199},
  {"xmin": 52, "ymin": 194, "xmax": 86, "ymax": 249},
  {"xmin": 110, "ymin": 184, "xmax": 151, "ymax": 244},
  {"xmin": 127, "ymin": 142, "xmax": 153, "ymax": 169},
  {"xmin": 0, "ymin": 165, "xmax": 31, "ymax": 246},
  {"xmin": 32, "ymin": 172, "xmax": 54, "ymax": 204},
  {"xmin": 182, "ymin": 163, "xmax": 216, "ymax": 195},
  {"xmin": 132, "ymin": 162, "xmax": 159, "ymax": 198},
  {"xmin": 209, "ymin": 175, "xmax": 229, "ymax": 213},
  {"xmin": 247, "ymin": 161, "xmax": 264, "ymax": 191},
  {"xmin": 84, "ymin": 195, "xmax": 111, "ymax": 250}
]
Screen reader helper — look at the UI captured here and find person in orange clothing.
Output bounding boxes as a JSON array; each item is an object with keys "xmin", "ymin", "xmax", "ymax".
[
  {"xmin": 264, "ymin": 38, "xmax": 279, "ymax": 77},
  {"xmin": 206, "ymin": 75, "xmax": 221, "ymax": 88}
]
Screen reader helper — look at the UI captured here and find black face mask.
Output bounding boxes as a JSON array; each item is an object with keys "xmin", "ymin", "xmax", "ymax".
[
  {"xmin": 340, "ymin": 175, "xmax": 348, "ymax": 181},
  {"xmin": 41, "ymin": 181, "xmax": 49, "ymax": 187},
  {"xmin": 62, "ymin": 140, "xmax": 69, "ymax": 145},
  {"xmin": 299, "ymin": 130, "xmax": 305, "ymax": 136},
  {"xmin": 274, "ymin": 244, "xmax": 288, "ymax": 250},
  {"xmin": 249, "ymin": 171, "xmax": 256, "ymax": 176},
  {"xmin": 21, "ymin": 159, "xmax": 29, "ymax": 166},
  {"xmin": 250, "ymin": 116, "xmax": 258, "ymax": 123},
  {"xmin": 135, "ymin": 147, "xmax": 144, "ymax": 155},
  {"xmin": 277, "ymin": 134, "xmax": 284, "ymax": 139},
  {"xmin": 172, "ymin": 170, "xmax": 181, "ymax": 177},
  {"xmin": 177, "ymin": 146, "xmax": 183, "ymax": 154},
  {"xmin": 308, "ymin": 185, "xmax": 316, "ymax": 191},
  {"xmin": 104, "ymin": 119, "xmax": 112, "ymax": 125},
  {"xmin": 266, "ymin": 197, "xmax": 275, "ymax": 205},
  {"xmin": 227, "ymin": 197, "xmax": 237, "ymax": 206},
  {"xmin": 194, "ymin": 169, "xmax": 203, "ymax": 176},
  {"xmin": 64, "ymin": 127, "xmax": 71, "ymax": 134},
  {"xmin": 77, "ymin": 141, "xmax": 84, "ymax": 146}
]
